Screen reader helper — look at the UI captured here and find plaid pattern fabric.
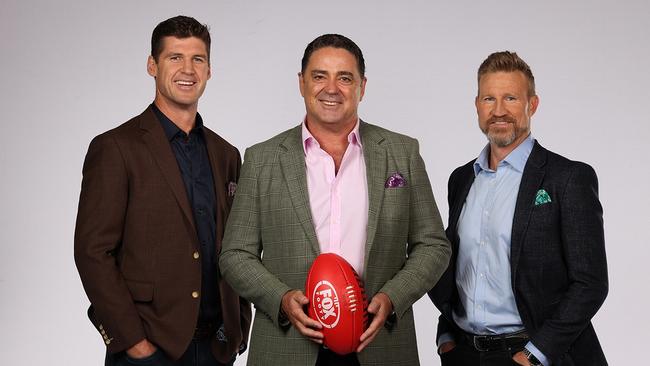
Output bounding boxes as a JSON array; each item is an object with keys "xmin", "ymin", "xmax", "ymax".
[{"xmin": 220, "ymin": 122, "xmax": 451, "ymax": 366}]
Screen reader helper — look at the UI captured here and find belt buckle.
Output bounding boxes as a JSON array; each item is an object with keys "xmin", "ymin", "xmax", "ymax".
[{"xmin": 472, "ymin": 335, "xmax": 490, "ymax": 352}]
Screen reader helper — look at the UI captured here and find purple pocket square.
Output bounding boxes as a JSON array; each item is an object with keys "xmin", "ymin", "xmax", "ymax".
[
  {"xmin": 385, "ymin": 172, "xmax": 407, "ymax": 188},
  {"xmin": 227, "ymin": 181, "xmax": 237, "ymax": 197}
]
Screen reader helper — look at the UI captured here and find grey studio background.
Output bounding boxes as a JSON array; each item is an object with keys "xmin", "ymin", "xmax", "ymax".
[{"xmin": 1, "ymin": 0, "xmax": 648, "ymax": 365}]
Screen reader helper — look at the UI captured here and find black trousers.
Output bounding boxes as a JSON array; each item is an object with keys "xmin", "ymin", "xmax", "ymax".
[
  {"xmin": 315, "ymin": 348, "xmax": 360, "ymax": 366},
  {"xmin": 105, "ymin": 339, "xmax": 234, "ymax": 366},
  {"xmin": 440, "ymin": 340, "xmax": 527, "ymax": 366}
]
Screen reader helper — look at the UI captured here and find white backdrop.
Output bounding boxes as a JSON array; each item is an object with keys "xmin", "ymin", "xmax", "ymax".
[{"xmin": 1, "ymin": 0, "xmax": 648, "ymax": 365}]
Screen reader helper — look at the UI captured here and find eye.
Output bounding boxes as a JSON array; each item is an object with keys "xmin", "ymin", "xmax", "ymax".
[
  {"xmin": 193, "ymin": 56, "xmax": 206, "ymax": 63},
  {"xmin": 482, "ymin": 96, "xmax": 495, "ymax": 103},
  {"xmin": 505, "ymin": 96, "xmax": 517, "ymax": 101},
  {"xmin": 339, "ymin": 76, "xmax": 353, "ymax": 84},
  {"xmin": 313, "ymin": 74, "xmax": 326, "ymax": 81},
  {"xmin": 170, "ymin": 55, "xmax": 181, "ymax": 62}
]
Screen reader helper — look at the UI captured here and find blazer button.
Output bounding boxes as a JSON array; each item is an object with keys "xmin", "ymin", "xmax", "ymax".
[
  {"xmin": 193, "ymin": 251, "xmax": 200, "ymax": 259},
  {"xmin": 105, "ymin": 339, "xmax": 111, "ymax": 345},
  {"xmin": 192, "ymin": 291, "xmax": 199, "ymax": 298}
]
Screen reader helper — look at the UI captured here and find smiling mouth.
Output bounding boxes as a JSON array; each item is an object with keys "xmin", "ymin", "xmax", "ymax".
[
  {"xmin": 320, "ymin": 100, "xmax": 341, "ymax": 106},
  {"xmin": 175, "ymin": 80, "xmax": 196, "ymax": 86}
]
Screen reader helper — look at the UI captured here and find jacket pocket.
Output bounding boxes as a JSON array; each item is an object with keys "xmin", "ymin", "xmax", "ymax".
[{"xmin": 125, "ymin": 279, "xmax": 154, "ymax": 302}]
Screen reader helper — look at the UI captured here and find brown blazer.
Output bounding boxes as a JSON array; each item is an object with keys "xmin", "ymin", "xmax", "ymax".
[{"xmin": 74, "ymin": 106, "xmax": 251, "ymax": 362}]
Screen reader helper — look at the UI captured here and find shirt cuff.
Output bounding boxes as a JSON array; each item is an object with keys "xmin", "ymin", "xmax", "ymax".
[
  {"xmin": 525, "ymin": 342, "xmax": 550, "ymax": 366},
  {"xmin": 278, "ymin": 308, "xmax": 290, "ymax": 328},
  {"xmin": 437, "ymin": 332, "xmax": 455, "ymax": 350}
]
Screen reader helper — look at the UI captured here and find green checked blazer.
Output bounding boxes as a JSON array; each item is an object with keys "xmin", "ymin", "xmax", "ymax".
[{"xmin": 220, "ymin": 121, "xmax": 451, "ymax": 366}]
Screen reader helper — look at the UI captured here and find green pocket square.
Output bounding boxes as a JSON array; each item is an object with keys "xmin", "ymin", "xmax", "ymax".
[{"xmin": 534, "ymin": 189, "xmax": 552, "ymax": 206}]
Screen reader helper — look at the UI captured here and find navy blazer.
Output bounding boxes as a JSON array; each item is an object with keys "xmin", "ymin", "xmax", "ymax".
[{"xmin": 429, "ymin": 141, "xmax": 608, "ymax": 365}]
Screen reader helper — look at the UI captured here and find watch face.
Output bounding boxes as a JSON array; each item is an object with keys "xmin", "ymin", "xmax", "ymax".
[
  {"xmin": 523, "ymin": 349, "xmax": 542, "ymax": 366},
  {"xmin": 527, "ymin": 354, "xmax": 542, "ymax": 366}
]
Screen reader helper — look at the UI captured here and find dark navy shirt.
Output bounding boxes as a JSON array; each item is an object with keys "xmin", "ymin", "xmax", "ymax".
[{"xmin": 152, "ymin": 104, "xmax": 220, "ymax": 325}]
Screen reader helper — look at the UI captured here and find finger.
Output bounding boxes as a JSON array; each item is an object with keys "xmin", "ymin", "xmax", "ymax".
[
  {"xmin": 308, "ymin": 337, "xmax": 324, "ymax": 344},
  {"xmin": 359, "ymin": 314, "xmax": 382, "ymax": 343},
  {"xmin": 367, "ymin": 297, "xmax": 380, "ymax": 314},
  {"xmin": 356, "ymin": 330, "xmax": 376, "ymax": 353},
  {"xmin": 294, "ymin": 320, "xmax": 324, "ymax": 340},
  {"xmin": 296, "ymin": 312, "xmax": 323, "ymax": 330},
  {"xmin": 296, "ymin": 292, "xmax": 309, "ymax": 304}
]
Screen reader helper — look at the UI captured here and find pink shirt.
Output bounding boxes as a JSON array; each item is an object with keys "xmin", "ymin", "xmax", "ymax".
[{"xmin": 302, "ymin": 121, "xmax": 369, "ymax": 277}]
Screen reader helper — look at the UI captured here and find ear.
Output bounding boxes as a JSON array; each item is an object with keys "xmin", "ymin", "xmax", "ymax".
[
  {"xmin": 359, "ymin": 77, "xmax": 367, "ymax": 101},
  {"xmin": 207, "ymin": 63, "xmax": 212, "ymax": 80},
  {"xmin": 147, "ymin": 55, "xmax": 157, "ymax": 77},
  {"xmin": 528, "ymin": 95, "xmax": 539, "ymax": 117},
  {"xmin": 475, "ymin": 95, "xmax": 480, "ymax": 113},
  {"xmin": 298, "ymin": 72, "xmax": 305, "ymax": 97}
]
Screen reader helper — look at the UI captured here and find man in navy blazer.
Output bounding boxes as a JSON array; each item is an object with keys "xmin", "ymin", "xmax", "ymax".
[{"xmin": 429, "ymin": 51, "xmax": 608, "ymax": 365}]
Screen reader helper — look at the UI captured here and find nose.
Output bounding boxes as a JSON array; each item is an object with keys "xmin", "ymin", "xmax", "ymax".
[
  {"xmin": 324, "ymin": 77, "xmax": 339, "ymax": 95},
  {"xmin": 181, "ymin": 58, "xmax": 194, "ymax": 74},
  {"xmin": 493, "ymin": 99, "xmax": 507, "ymax": 116}
]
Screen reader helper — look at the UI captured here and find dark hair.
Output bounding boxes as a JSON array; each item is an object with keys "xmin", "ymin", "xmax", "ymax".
[
  {"xmin": 478, "ymin": 51, "xmax": 536, "ymax": 97},
  {"xmin": 151, "ymin": 16, "xmax": 211, "ymax": 62},
  {"xmin": 301, "ymin": 34, "xmax": 366, "ymax": 77}
]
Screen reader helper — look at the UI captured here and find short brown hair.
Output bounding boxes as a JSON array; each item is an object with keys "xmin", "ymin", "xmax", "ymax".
[
  {"xmin": 478, "ymin": 51, "xmax": 535, "ymax": 97},
  {"xmin": 301, "ymin": 34, "xmax": 365, "ymax": 78},
  {"xmin": 151, "ymin": 16, "xmax": 211, "ymax": 63}
]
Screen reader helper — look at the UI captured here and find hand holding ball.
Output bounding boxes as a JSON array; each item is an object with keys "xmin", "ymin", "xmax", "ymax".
[{"xmin": 305, "ymin": 253, "xmax": 368, "ymax": 355}]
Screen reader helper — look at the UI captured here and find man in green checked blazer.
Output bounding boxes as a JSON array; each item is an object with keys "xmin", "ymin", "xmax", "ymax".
[{"xmin": 219, "ymin": 34, "xmax": 451, "ymax": 366}]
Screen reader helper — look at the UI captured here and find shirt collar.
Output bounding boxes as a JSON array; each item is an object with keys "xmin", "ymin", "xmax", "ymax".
[
  {"xmin": 151, "ymin": 103, "xmax": 204, "ymax": 141},
  {"xmin": 473, "ymin": 133, "xmax": 535, "ymax": 176},
  {"xmin": 301, "ymin": 118, "xmax": 362, "ymax": 155}
]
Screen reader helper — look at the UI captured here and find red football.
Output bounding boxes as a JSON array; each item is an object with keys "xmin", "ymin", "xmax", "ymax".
[{"xmin": 305, "ymin": 253, "xmax": 368, "ymax": 355}]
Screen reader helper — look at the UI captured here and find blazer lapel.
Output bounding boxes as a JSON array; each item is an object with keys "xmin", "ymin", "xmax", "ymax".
[
  {"xmin": 510, "ymin": 142, "xmax": 547, "ymax": 278},
  {"xmin": 279, "ymin": 125, "xmax": 320, "ymax": 255},
  {"xmin": 139, "ymin": 107, "xmax": 197, "ymax": 235},
  {"xmin": 204, "ymin": 130, "xmax": 228, "ymax": 253},
  {"xmin": 449, "ymin": 164, "xmax": 475, "ymax": 246},
  {"xmin": 360, "ymin": 122, "xmax": 387, "ymax": 260}
]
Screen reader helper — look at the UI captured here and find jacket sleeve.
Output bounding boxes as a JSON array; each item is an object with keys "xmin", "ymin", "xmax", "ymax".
[
  {"xmin": 378, "ymin": 139, "xmax": 452, "ymax": 318},
  {"xmin": 219, "ymin": 147, "xmax": 292, "ymax": 327},
  {"xmin": 233, "ymin": 150, "xmax": 253, "ymax": 351},
  {"xmin": 530, "ymin": 163, "xmax": 609, "ymax": 362},
  {"xmin": 74, "ymin": 134, "xmax": 145, "ymax": 353},
  {"xmin": 428, "ymin": 165, "xmax": 463, "ymax": 342}
]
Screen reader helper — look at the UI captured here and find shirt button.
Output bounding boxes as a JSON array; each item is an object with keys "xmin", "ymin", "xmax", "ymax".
[
  {"xmin": 192, "ymin": 291, "xmax": 199, "ymax": 298},
  {"xmin": 193, "ymin": 252, "xmax": 200, "ymax": 259}
]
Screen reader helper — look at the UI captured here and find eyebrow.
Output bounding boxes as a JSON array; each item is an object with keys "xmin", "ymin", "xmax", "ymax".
[
  {"xmin": 166, "ymin": 52, "xmax": 208, "ymax": 58},
  {"xmin": 309, "ymin": 70, "xmax": 355, "ymax": 77}
]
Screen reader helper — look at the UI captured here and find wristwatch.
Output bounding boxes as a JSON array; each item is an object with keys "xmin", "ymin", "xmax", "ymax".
[{"xmin": 522, "ymin": 348, "xmax": 543, "ymax": 366}]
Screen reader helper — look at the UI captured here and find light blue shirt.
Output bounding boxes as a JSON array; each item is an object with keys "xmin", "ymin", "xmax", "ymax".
[{"xmin": 443, "ymin": 135, "xmax": 549, "ymax": 365}]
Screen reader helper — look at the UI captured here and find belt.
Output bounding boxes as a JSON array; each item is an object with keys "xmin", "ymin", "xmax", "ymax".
[
  {"xmin": 458, "ymin": 329, "xmax": 529, "ymax": 352},
  {"xmin": 193, "ymin": 322, "xmax": 216, "ymax": 340}
]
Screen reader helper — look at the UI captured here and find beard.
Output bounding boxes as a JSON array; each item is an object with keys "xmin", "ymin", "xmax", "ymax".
[{"xmin": 481, "ymin": 116, "xmax": 528, "ymax": 148}]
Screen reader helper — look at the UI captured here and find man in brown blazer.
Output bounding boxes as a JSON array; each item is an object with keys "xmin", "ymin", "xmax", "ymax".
[{"xmin": 74, "ymin": 16, "xmax": 251, "ymax": 366}]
